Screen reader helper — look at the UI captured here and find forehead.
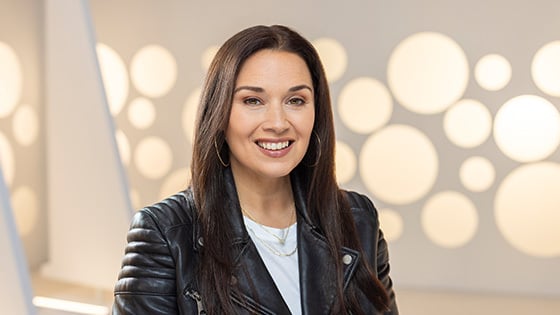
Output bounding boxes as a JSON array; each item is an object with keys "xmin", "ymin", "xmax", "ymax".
[{"xmin": 235, "ymin": 49, "xmax": 312, "ymax": 86}]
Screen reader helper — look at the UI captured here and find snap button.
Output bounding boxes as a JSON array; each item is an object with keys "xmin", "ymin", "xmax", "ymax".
[
  {"xmin": 197, "ymin": 237, "xmax": 204, "ymax": 247},
  {"xmin": 342, "ymin": 254, "xmax": 352, "ymax": 265}
]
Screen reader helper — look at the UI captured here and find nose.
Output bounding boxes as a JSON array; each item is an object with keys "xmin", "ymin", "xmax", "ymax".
[{"xmin": 263, "ymin": 103, "xmax": 289, "ymax": 133}]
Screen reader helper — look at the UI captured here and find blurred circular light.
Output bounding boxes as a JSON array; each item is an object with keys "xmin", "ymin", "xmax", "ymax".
[
  {"xmin": 532, "ymin": 41, "xmax": 560, "ymax": 97},
  {"xmin": 131, "ymin": 45, "xmax": 177, "ymax": 98},
  {"xmin": 388, "ymin": 32, "xmax": 469, "ymax": 114},
  {"xmin": 379, "ymin": 208, "xmax": 404, "ymax": 242},
  {"xmin": 182, "ymin": 87, "xmax": 201, "ymax": 144},
  {"xmin": 12, "ymin": 186, "xmax": 39, "ymax": 236},
  {"xmin": 494, "ymin": 95, "xmax": 560, "ymax": 162},
  {"xmin": 115, "ymin": 130, "xmax": 130, "ymax": 166},
  {"xmin": 444, "ymin": 99, "xmax": 492, "ymax": 148},
  {"xmin": 335, "ymin": 140, "xmax": 357, "ymax": 184},
  {"xmin": 338, "ymin": 77, "xmax": 393, "ymax": 134},
  {"xmin": 0, "ymin": 132, "xmax": 15, "ymax": 186},
  {"xmin": 475, "ymin": 54, "xmax": 512, "ymax": 91},
  {"xmin": 13, "ymin": 104, "xmax": 39, "ymax": 146},
  {"xmin": 312, "ymin": 38, "xmax": 347, "ymax": 83},
  {"xmin": 360, "ymin": 124, "xmax": 438, "ymax": 205},
  {"xmin": 134, "ymin": 136, "xmax": 173, "ymax": 179},
  {"xmin": 96, "ymin": 43, "xmax": 129, "ymax": 116},
  {"xmin": 0, "ymin": 42, "xmax": 23, "ymax": 118},
  {"xmin": 128, "ymin": 97, "xmax": 156, "ymax": 129},
  {"xmin": 422, "ymin": 191, "xmax": 478, "ymax": 248},
  {"xmin": 159, "ymin": 168, "xmax": 190, "ymax": 200},
  {"xmin": 460, "ymin": 156, "xmax": 495, "ymax": 192},
  {"xmin": 201, "ymin": 45, "xmax": 219, "ymax": 71},
  {"xmin": 495, "ymin": 162, "xmax": 560, "ymax": 257}
]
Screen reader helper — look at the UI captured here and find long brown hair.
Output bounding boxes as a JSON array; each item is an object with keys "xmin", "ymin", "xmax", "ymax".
[{"xmin": 190, "ymin": 24, "xmax": 389, "ymax": 314}]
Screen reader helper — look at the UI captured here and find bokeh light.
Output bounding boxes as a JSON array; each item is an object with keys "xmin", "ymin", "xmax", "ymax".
[
  {"xmin": 379, "ymin": 208, "xmax": 403, "ymax": 242},
  {"xmin": 159, "ymin": 168, "xmax": 190, "ymax": 200},
  {"xmin": 130, "ymin": 45, "xmax": 177, "ymax": 98},
  {"xmin": 0, "ymin": 132, "xmax": 15, "ymax": 186},
  {"xmin": 494, "ymin": 95, "xmax": 560, "ymax": 162},
  {"xmin": 444, "ymin": 99, "xmax": 492, "ymax": 148},
  {"xmin": 475, "ymin": 54, "xmax": 512, "ymax": 91},
  {"xmin": 388, "ymin": 32, "xmax": 469, "ymax": 114},
  {"xmin": 422, "ymin": 191, "xmax": 478, "ymax": 248},
  {"xmin": 201, "ymin": 45, "xmax": 219, "ymax": 71},
  {"xmin": 532, "ymin": 41, "xmax": 560, "ymax": 97},
  {"xmin": 12, "ymin": 104, "xmax": 39, "ymax": 146},
  {"xmin": 0, "ymin": 42, "xmax": 23, "ymax": 118},
  {"xmin": 312, "ymin": 38, "xmax": 347, "ymax": 83},
  {"xmin": 360, "ymin": 124, "xmax": 438, "ymax": 205},
  {"xmin": 338, "ymin": 77, "xmax": 393, "ymax": 134},
  {"xmin": 134, "ymin": 136, "xmax": 173, "ymax": 179},
  {"xmin": 11, "ymin": 186, "xmax": 38, "ymax": 237},
  {"xmin": 96, "ymin": 43, "xmax": 129, "ymax": 116},
  {"xmin": 128, "ymin": 97, "xmax": 156, "ymax": 129},
  {"xmin": 115, "ymin": 130, "xmax": 130, "ymax": 166},
  {"xmin": 335, "ymin": 140, "xmax": 357, "ymax": 185},
  {"xmin": 495, "ymin": 162, "xmax": 560, "ymax": 257},
  {"xmin": 182, "ymin": 87, "xmax": 201, "ymax": 144},
  {"xmin": 459, "ymin": 156, "xmax": 495, "ymax": 192}
]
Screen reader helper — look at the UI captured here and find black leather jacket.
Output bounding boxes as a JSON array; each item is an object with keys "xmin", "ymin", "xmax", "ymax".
[{"xmin": 113, "ymin": 170, "xmax": 398, "ymax": 314}]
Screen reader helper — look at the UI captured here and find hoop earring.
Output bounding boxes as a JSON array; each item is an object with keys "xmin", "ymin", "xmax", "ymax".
[
  {"xmin": 306, "ymin": 131, "xmax": 321, "ymax": 167},
  {"xmin": 214, "ymin": 138, "xmax": 230, "ymax": 167}
]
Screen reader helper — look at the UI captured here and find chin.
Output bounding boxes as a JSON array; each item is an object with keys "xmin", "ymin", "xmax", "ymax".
[{"xmin": 258, "ymin": 165, "xmax": 296, "ymax": 179}]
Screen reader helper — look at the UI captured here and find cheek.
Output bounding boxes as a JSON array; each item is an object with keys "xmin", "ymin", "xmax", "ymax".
[
  {"xmin": 296, "ymin": 114, "xmax": 315, "ymax": 149},
  {"xmin": 301, "ymin": 112, "xmax": 315, "ymax": 138},
  {"xmin": 226, "ymin": 108, "xmax": 246, "ymax": 140}
]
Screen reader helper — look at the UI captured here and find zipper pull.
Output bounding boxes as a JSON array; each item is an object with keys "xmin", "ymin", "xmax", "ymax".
[{"xmin": 186, "ymin": 289, "xmax": 206, "ymax": 315}]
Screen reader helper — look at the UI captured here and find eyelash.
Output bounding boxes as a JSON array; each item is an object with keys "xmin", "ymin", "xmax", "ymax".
[
  {"xmin": 287, "ymin": 97, "xmax": 306, "ymax": 106},
  {"xmin": 243, "ymin": 97, "xmax": 262, "ymax": 106},
  {"xmin": 242, "ymin": 97, "xmax": 306, "ymax": 106}
]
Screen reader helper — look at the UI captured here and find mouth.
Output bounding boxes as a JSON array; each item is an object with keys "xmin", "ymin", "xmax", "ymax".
[{"xmin": 256, "ymin": 140, "xmax": 292, "ymax": 151}]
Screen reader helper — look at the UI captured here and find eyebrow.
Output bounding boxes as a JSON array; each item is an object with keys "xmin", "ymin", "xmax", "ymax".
[{"xmin": 233, "ymin": 84, "xmax": 313, "ymax": 94}]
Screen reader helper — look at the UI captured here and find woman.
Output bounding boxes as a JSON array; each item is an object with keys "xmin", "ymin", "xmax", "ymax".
[{"xmin": 113, "ymin": 25, "xmax": 398, "ymax": 315}]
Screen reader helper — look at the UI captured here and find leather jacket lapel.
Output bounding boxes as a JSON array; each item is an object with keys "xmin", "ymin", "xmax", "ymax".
[
  {"xmin": 223, "ymin": 168, "xmax": 292, "ymax": 314},
  {"xmin": 292, "ymin": 173, "xmax": 360, "ymax": 315},
  {"xmin": 297, "ymin": 215, "xmax": 360, "ymax": 315},
  {"xmin": 231, "ymin": 241, "xmax": 292, "ymax": 314}
]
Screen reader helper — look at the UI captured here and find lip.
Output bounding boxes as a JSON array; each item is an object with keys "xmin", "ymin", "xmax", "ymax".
[{"xmin": 255, "ymin": 138, "xmax": 294, "ymax": 158}]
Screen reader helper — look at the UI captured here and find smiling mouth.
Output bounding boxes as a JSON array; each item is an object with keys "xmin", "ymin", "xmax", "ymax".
[{"xmin": 256, "ymin": 141, "xmax": 292, "ymax": 151}]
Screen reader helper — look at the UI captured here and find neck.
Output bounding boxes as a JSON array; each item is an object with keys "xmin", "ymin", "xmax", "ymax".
[{"xmin": 231, "ymin": 170, "xmax": 295, "ymax": 229}]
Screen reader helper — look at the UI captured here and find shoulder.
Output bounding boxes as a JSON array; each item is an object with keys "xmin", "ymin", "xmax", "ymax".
[
  {"xmin": 343, "ymin": 190, "xmax": 378, "ymax": 216},
  {"xmin": 132, "ymin": 189, "xmax": 196, "ymax": 233},
  {"xmin": 341, "ymin": 189, "xmax": 380, "ymax": 228}
]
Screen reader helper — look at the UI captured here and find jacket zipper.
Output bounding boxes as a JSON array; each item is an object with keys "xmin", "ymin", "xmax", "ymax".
[{"xmin": 186, "ymin": 289, "xmax": 206, "ymax": 315}]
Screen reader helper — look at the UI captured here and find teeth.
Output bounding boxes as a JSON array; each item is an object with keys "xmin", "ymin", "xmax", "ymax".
[{"xmin": 258, "ymin": 141, "xmax": 290, "ymax": 150}]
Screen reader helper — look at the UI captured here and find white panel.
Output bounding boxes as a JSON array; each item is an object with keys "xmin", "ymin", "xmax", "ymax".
[
  {"xmin": 43, "ymin": 0, "xmax": 133, "ymax": 290},
  {"xmin": 0, "ymin": 168, "xmax": 36, "ymax": 314}
]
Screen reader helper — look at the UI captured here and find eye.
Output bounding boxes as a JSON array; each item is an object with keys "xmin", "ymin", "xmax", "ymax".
[
  {"xmin": 244, "ymin": 97, "xmax": 262, "ymax": 106},
  {"xmin": 287, "ymin": 97, "xmax": 306, "ymax": 106}
]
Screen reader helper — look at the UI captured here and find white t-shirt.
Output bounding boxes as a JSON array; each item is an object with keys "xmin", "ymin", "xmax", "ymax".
[{"xmin": 243, "ymin": 216, "xmax": 301, "ymax": 315}]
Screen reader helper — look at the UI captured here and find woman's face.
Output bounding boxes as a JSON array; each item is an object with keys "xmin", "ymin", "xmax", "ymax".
[{"xmin": 226, "ymin": 49, "xmax": 315, "ymax": 182}]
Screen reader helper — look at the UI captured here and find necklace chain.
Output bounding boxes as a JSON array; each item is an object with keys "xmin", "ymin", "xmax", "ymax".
[
  {"xmin": 246, "ymin": 226, "xmax": 298, "ymax": 257},
  {"xmin": 241, "ymin": 205, "xmax": 297, "ymax": 257},
  {"xmin": 242, "ymin": 206, "xmax": 295, "ymax": 245}
]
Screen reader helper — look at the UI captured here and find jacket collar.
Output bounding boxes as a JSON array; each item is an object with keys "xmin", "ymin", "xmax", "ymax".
[{"xmin": 200, "ymin": 167, "xmax": 360, "ymax": 314}]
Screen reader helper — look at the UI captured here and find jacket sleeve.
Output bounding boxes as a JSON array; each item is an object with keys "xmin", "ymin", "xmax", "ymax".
[
  {"xmin": 346, "ymin": 191, "xmax": 399, "ymax": 315},
  {"xmin": 112, "ymin": 210, "xmax": 179, "ymax": 315},
  {"xmin": 375, "ymin": 223, "xmax": 399, "ymax": 314}
]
